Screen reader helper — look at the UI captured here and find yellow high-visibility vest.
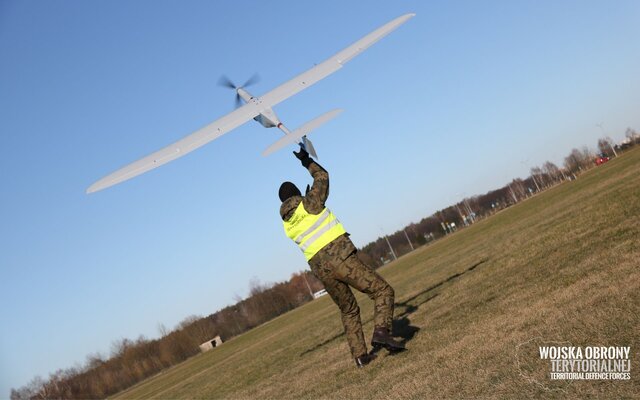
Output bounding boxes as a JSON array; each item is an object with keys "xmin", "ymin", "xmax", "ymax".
[{"xmin": 283, "ymin": 202, "xmax": 346, "ymax": 261}]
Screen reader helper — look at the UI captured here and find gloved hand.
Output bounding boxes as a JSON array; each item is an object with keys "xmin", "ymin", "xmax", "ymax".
[
  {"xmin": 293, "ymin": 147, "xmax": 309, "ymax": 160},
  {"xmin": 293, "ymin": 146, "xmax": 313, "ymax": 168}
]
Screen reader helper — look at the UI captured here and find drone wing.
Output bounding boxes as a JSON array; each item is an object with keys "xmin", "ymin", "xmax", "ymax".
[
  {"xmin": 87, "ymin": 13, "xmax": 415, "ymax": 194},
  {"xmin": 260, "ymin": 13, "xmax": 415, "ymax": 107},
  {"xmin": 86, "ymin": 103, "xmax": 261, "ymax": 193}
]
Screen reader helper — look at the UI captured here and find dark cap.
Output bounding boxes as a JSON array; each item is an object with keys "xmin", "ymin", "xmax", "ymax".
[{"xmin": 279, "ymin": 181, "xmax": 301, "ymax": 202}]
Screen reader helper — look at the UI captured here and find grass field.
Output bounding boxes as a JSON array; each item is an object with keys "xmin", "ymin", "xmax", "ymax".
[{"xmin": 113, "ymin": 147, "xmax": 639, "ymax": 399}]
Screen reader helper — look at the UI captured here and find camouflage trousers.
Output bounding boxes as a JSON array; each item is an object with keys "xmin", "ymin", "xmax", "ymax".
[{"xmin": 309, "ymin": 250, "xmax": 395, "ymax": 359}]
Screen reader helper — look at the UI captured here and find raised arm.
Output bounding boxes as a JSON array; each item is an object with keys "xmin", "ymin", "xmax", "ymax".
[{"xmin": 293, "ymin": 148, "xmax": 329, "ymax": 214}]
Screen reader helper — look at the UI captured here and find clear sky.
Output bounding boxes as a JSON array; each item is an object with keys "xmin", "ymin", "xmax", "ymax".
[{"xmin": 1, "ymin": 0, "xmax": 639, "ymax": 395}]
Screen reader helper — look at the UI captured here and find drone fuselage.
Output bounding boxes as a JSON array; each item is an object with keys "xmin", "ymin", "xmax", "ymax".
[{"xmin": 237, "ymin": 88, "xmax": 288, "ymax": 132}]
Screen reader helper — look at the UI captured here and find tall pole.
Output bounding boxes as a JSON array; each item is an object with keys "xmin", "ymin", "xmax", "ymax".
[
  {"xmin": 403, "ymin": 229, "xmax": 415, "ymax": 251},
  {"xmin": 597, "ymin": 123, "xmax": 618, "ymax": 157},
  {"xmin": 454, "ymin": 203, "xmax": 465, "ymax": 220},
  {"xmin": 301, "ymin": 272, "xmax": 314, "ymax": 298},
  {"xmin": 559, "ymin": 169, "xmax": 567, "ymax": 181},
  {"xmin": 522, "ymin": 160, "xmax": 541, "ymax": 192},
  {"xmin": 457, "ymin": 193, "xmax": 472, "ymax": 215},
  {"xmin": 508, "ymin": 184, "xmax": 518, "ymax": 203},
  {"xmin": 531, "ymin": 173, "xmax": 541, "ymax": 191},
  {"xmin": 463, "ymin": 198, "xmax": 473, "ymax": 216},
  {"xmin": 608, "ymin": 139, "xmax": 618, "ymax": 157},
  {"xmin": 384, "ymin": 235, "xmax": 398, "ymax": 261}
]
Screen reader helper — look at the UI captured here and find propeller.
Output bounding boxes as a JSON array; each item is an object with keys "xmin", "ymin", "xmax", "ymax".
[
  {"xmin": 241, "ymin": 73, "xmax": 260, "ymax": 88},
  {"xmin": 217, "ymin": 75, "xmax": 237, "ymax": 89},
  {"xmin": 217, "ymin": 74, "xmax": 261, "ymax": 108}
]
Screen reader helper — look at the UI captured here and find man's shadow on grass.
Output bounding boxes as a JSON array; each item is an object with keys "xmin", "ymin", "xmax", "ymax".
[{"xmin": 299, "ymin": 259, "xmax": 488, "ymax": 357}]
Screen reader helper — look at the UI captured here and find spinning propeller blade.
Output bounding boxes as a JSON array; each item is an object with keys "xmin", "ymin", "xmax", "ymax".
[
  {"xmin": 217, "ymin": 75, "xmax": 236, "ymax": 89},
  {"xmin": 219, "ymin": 74, "xmax": 260, "ymax": 108},
  {"xmin": 242, "ymin": 73, "xmax": 260, "ymax": 88}
]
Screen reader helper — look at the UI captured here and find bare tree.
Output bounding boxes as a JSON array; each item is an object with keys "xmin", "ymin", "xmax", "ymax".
[
  {"xmin": 529, "ymin": 167, "xmax": 543, "ymax": 190},
  {"xmin": 625, "ymin": 127, "xmax": 639, "ymax": 145},
  {"xmin": 580, "ymin": 146, "xmax": 594, "ymax": 167},
  {"xmin": 157, "ymin": 322, "xmax": 168, "ymax": 337},
  {"xmin": 542, "ymin": 161, "xmax": 562, "ymax": 184},
  {"xmin": 564, "ymin": 148, "xmax": 585, "ymax": 175},
  {"xmin": 597, "ymin": 138, "xmax": 614, "ymax": 157},
  {"xmin": 10, "ymin": 378, "xmax": 41, "ymax": 400},
  {"xmin": 85, "ymin": 352, "xmax": 105, "ymax": 370},
  {"xmin": 110, "ymin": 338, "xmax": 133, "ymax": 358}
]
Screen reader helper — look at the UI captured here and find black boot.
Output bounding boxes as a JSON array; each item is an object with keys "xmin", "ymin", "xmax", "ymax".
[
  {"xmin": 355, "ymin": 352, "xmax": 377, "ymax": 368},
  {"xmin": 371, "ymin": 327, "xmax": 405, "ymax": 353}
]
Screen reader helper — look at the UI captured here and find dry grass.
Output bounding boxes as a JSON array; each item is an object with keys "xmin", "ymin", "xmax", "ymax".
[{"xmin": 113, "ymin": 147, "xmax": 640, "ymax": 399}]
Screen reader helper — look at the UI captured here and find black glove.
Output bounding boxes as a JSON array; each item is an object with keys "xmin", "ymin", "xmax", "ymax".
[
  {"xmin": 293, "ymin": 147, "xmax": 313, "ymax": 168},
  {"xmin": 293, "ymin": 147, "xmax": 309, "ymax": 160}
]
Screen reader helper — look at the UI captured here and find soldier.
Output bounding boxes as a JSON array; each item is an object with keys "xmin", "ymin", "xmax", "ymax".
[{"xmin": 279, "ymin": 147, "xmax": 404, "ymax": 368}]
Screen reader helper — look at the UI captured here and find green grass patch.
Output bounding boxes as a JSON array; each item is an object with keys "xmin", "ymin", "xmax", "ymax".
[{"xmin": 113, "ymin": 147, "xmax": 640, "ymax": 399}]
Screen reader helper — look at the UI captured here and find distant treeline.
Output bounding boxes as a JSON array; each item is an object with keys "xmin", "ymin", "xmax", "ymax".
[
  {"xmin": 10, "ymin": 272, "xmax": 324, "ymax": 399},
  {"xmin": 361, "ymin": 129, "xmax": 639, "ymax": 265},
  {"xmin": 11, "ymin": 129, "xmax": 639, "ymax": 400}
]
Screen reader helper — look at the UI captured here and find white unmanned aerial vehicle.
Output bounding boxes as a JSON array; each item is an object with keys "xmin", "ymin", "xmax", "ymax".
[{"xmin": 87, "ymin": 13, "xmax": 415, "ymax": 194}]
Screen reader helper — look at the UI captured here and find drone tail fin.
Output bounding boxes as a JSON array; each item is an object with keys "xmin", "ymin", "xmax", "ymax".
[
  {"xmin": 262, "ymin": 109, "xmax": 343, "ymax": 158},
  {"xmin": 302, "ymin": 136, "xmax": 318, "ymax": 159}
]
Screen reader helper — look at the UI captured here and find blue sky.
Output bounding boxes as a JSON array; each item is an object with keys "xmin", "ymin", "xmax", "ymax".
[{"xmin": 1, "ymin": 0, "xmax": 639, "ymax": 394}]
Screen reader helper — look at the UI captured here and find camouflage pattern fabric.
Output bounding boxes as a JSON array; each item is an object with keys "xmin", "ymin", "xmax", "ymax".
[
  {"xmin": 309, "ymin": 241, "xmax": 395, "ymax": 358},
  {"xmin": 280, "ymin": 159, "xmax": 395, "ymax": 359},
  {"xmin": 280, "ymin": 161, "xmax": 329, "ymax": 220}
]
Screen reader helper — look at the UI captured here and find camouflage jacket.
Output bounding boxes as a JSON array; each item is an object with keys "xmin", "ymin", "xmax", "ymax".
[{"xmin": 280, "ymin": 160, "xmax": 357, "ymax": 263}]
